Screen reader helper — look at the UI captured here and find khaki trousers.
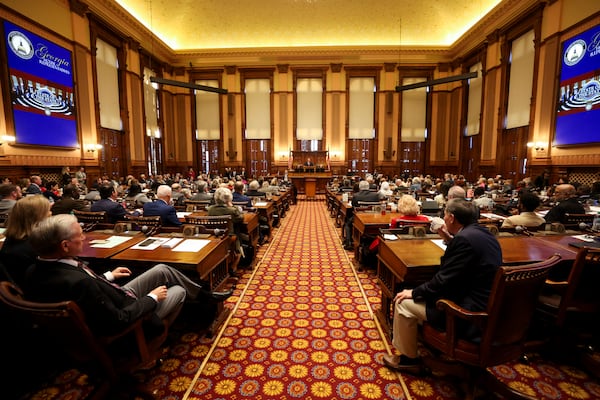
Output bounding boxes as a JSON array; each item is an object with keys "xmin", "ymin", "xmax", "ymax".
[{"xmin": 392, "ymin": 299, "xmax": 427, "ymax": 358}]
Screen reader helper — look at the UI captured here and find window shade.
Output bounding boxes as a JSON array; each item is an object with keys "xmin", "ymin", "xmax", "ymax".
[
  {"xmin": 143, "ymin": 67, "xmax": 160, "ymax": 138},
  {"xmin": 96, "ymin": 39, "xmax": 121, "ymax": 130},
  {"xmin": 466, "ymin": 63, "xmax": 482, "ymax": 136},
  {"xmin": 245, "ymin": 78, "xmax": 271, "ymax": 139},
  {"xmin": 195, "ymin": 79, "xmax": 220, "ymax": 140},
  {"xmin": 349, "ymin": 77, "xmax": 375, "ymax": 139},
  {"xmin": 401, "ymin": 77, "xmax": 427, "ymax": 142},
  {"xmin": 506, "ymin": 29, "xmax": 535, "ymax": 129},
  {"xmin": 296, "ymin": 78, "xmax": 323, "ymax": 140}
]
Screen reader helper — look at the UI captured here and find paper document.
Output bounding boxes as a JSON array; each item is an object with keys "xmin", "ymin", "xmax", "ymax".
[
  {"xmin": 130, "ymin": 237, "xmax": 170, "ymax": 250},
  {"xmin": 572, "ymin": 234, "xmax": 596, "ymax": 243},
  {"xmin": 383, "ymin": 234, "xmax": 398, "ymax": 241},
  {"xmin": 254, "ymin": 202, "xmax": 268, "ymax": 207},
  {"xmin": 173, "ymin": 239, "xmax": 211, "ymax": 252},
  {"xmin": 430, "ymin": 239, "xmax": 447, "ymax": 251},
  {"xmin": 177, "ymin": 212, "xmax": 192, "ymax": 219},
  {"xmin": 480, "ymin": 213, "xmax": 506, "ymax": 220},
  {"xmin": 90, "ymin": 235, "xmax": 134, "ymax": 248}
]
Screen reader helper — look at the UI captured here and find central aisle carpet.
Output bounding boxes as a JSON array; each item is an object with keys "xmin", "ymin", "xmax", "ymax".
[{"xmin": 179, "ymin": 198, "xmax": 411, "ymax": 399}]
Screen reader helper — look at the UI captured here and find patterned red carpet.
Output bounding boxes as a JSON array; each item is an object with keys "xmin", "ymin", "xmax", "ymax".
[{"xmin": 23, "ymin": 198, "xmax": 600, "ymax": 399}]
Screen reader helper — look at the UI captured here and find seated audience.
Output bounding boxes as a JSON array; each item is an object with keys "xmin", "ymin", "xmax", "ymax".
[
  {"xmin": 0, "ymin": 195, "xmax": 51, "ymax": 285},
  {"xmin": 43, "ymin": 181, "xmax": 61, "ymax": 203},
  {"xmin": 24, "ymin": 214, "xmax": 233, "ymax": 336},
  {"xmin": 472, "ymin": 187, "xmax": 494, "ymax": 210},
  {"xmin": 544, "ymin": 184, "xmax": 585, "ymax": 223},
  {"xmin": 143, "ymin": 185, "xmax": 182, "ymax": 227},
  {"xmin": 85, "ymin": 181, "xmax": 101, "ymax": 203},
  {"xmin": 51, "ymin": 184, "xmax": 89, "ymax": 215},
  {"xmin": 171, "ymin": 183, "xmax": 186, "ymax": 206},
  {"xmin": 501, "ymin": 191, "xmax": 545, "ymax": 229},
  {"xmin": 351, "ymin": 180, "xmax": 380, "ymax": 206},
  {"xmin": 390, "ymin": 195, "xmax": 430, "ymax": 226},
  {"xmin": 0, "ymin": 183, "xmax": 22, "ymax": 214},
  {"xmin": 378, "ymin": 181, "xmax": 393, "ymax": 200},
  {"xmin": 91, "ymin": 183, "xmax": 139, "ymax": 224}
]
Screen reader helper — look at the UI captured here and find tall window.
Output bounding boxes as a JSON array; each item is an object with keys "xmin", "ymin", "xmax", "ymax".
[
  {"xmin": 465, "ymin": 63, "xmax": 483, "ymax": 136},
  {"xmin": 401, "ymin": 77, "xmax": 427, "ymax": 141},
  {"xmin": 195, "ymin": 79, "xmax": 221, "ymax": 174},
  {"xmin": 505, "ymin": 29, "xmax": 535, "ymax": 129},
  {"xmin": 348, "ymin": 77, "xmax": 376, "ymax": 173},
  {"xmin": 95, "ymin": 39, "xmax": 121, "ymax": 130},
  {"xmin": 143, "ymin": 67, "xmax": 161, "ymax": 174},
  {"xmin": 296, "ymin": 78, "xmax": 323, "ymax": 151},
  {"xmin": 244, "ymin": 78, "xmax": 271, "ymax": 177}
]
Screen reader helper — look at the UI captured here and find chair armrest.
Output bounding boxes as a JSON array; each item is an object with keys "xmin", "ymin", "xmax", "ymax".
[{"xmin": 435, "ymin": 299, "xmax": 490, "ymax": 357}]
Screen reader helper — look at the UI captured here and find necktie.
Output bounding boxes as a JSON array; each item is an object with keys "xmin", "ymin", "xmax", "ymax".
[{"xmin": 78, "ymin": 261, "xmax": 137, "ymax": 299}]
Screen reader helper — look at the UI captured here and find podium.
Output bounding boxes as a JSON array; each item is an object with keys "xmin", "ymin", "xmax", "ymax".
[{"xmin": 305, "ymin": 178, "xmax": 317, "ymax": 200}]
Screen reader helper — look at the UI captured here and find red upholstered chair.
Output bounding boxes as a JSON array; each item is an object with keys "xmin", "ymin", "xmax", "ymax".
[{"xmin": 421, "ymin": 254, "xmax": 562, "ymax": 399}]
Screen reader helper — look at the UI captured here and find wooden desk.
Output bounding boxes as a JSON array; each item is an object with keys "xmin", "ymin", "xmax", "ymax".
[
  {"xmin": 352, "ymin": 212, "xmax": 393, "ymax": 265},
  {"xmin": 376, "ymin": 236, "xmax": 578, "ymax": 336},
  {"xmin": 80, "ymin": 231, "xmax": 146, "ymax": 264},
  {"xmin": 288, "ymin": 172, "xmax": 332, "ymax": 196}
]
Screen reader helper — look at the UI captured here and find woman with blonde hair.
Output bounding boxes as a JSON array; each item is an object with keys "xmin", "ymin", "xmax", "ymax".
[
  {"xmin": 0, "ymin": 195, "xmax": 52, "ymax": 285},
  {"xmin": 390, "ymin": 195, "xmax": 430, "ymax": 227}
]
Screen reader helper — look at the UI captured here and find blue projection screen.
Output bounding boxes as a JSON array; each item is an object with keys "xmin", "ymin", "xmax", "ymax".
[
  {"xmin": 555, "ymin": 24, "xmax": 600, "ymax": 146},
  {"xmin": 4, "ymin": 20, "xmax": 78, "ymax": 148}
]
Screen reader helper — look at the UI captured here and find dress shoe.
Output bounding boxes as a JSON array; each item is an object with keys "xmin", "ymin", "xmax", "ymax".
[
  {"xmin": 382, "ymin": 354, "xmax": 425, "ymax": 375},
  {"xmin": 210, "ymin": 289, "xmax": 234, "ymax": 302},
  {"xmin": 343, "ymin": 243, "xmax": 354, "ymax": 251}
]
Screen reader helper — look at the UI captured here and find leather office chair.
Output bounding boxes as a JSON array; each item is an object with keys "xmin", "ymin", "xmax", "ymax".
[
  {"xmin": 421, "ymin": 254, "xmax": 562, "ymax": 399},
  {"xmin": 0, "ymin": 280, "xmax": 168, "ymax": 399},
  {"xmin": 73, "ymin": 210, "xmax": 110, "ymax": 232},
  {"xmin": 535, "ymin": 247, "xmax": 600, "ymax": 354}
]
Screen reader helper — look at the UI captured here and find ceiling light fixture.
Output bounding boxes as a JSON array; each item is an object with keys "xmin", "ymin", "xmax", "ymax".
[{"xmin": 395, "ymin": 72, "xmax": 478, "ymax": 92}]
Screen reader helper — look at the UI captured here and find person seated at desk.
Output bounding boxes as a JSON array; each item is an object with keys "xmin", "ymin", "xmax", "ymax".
[
  {"xmin": 544, "ymin": 184, "xmax": 585, "ymax": 224},
  {"xmin": 125, "ymin": 182, "xmax": 152, "ymax": 208},
  {"xmin": 208, "ymin": 187, "xmax": 244, "ymax": 273},
  {"xmin": 91, "ymin": 182, "xmax": 140, "ymax": 224},
  {"xmin": 190, "ymin": 180, "xmax": 213, "ymax": 202},
  {"xmin": 391, "ymin": 195, "xmax": 430, "ymax": 226},
  {"xmin": 0, "ymin": 183, "xmax": 22, "ymax": 215},
  {"xmin": 501, "ymin": 191, "xmax": 545, "ymax": 229},
  {"xmin": 51, "ymin": 184, "xmax": 89, "ymax": 215},
  {"xmin": 143, "ymin": 185, "xmax": 182, "ymax": 227},
  {"xmin": 24, "ymin": 214, "xmax": 232, "ymax": 337},
  {"xmin": 0, "ymin": 195, "xmax": 51, "ymax": 286},
  {"xmin": 383, "ymin": 198, "xmax": 502, "ymax": 373},
  {"xmin": 232, "ymin": 181, "xmax": 252, "ymax": 208},
  {"xmin": 351, "ymin": 180, "xmax": 380, "ymax": 207},
  {"xmin": 304, "ymin": 157, "xmax": 315, "ymax": 167},
  {"xmin": 246, "ymin": 180, "xmax": 266, "ymax": 198}
]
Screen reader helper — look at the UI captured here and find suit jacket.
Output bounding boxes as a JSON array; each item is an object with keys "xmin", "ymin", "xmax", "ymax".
[
  {"xmin": 143, "ymin": 200, "xmax": 182, "ymax": 226},
  {"xmin": 351, "ymin": 190, "xmax": 380, "ymax": 207},
  {"xmin": 51, "ymin": 197, "xmax": 89, "ymax": 215},
  {"xmin": 501, "ymin": 211, "xmax": 546, "ymax": 228},
  {"xmin": 0, "ymin": 237, "xmax": 36, "ymax": 286},
  {"xmin": 544, "ymin": 197, "xmax": 585, "ymax": 223},
  {"xmin": 90, "ymin": 198, "xmax": 129, "ymax": 224},
  {"xmin": 26, "ymin": 183, "xmax": 42, "ymax": 195},
  {"xmin": 412, "ymin": 223, "xmax": 502, "ymax": 333},
  {"xmin": 25, "ymin": 259, "xmax": 157, "ymax": 336},
  {"xmin": 232, "ymin": 191, "xmax": 252, "ymax": 207}
]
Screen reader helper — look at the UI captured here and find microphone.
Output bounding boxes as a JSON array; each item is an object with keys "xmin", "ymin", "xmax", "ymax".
[
  {"xmin": 141, "ymin": 225, "xmax": 152, "ymax": 236},
  {"xmin": 579, "ymin": 222, "xmax": 594, "ymax": 234},
  {"xmin": 213, "ymin": 228, "xmax": 222, "ymax": 237},
  {"xmin": 515, "ymin": 225, "xmax": 532, "ymax": 236}
]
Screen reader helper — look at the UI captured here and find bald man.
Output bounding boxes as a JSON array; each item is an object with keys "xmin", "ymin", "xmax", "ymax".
[{"xmin": 544, "ymin": 184, "xmax": 585, "ymax": 223}]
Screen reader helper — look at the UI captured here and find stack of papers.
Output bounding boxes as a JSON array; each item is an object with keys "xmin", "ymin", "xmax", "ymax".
[{"xmin": 90, "ymin": 236, "xmax": 134, "ymax": 248}]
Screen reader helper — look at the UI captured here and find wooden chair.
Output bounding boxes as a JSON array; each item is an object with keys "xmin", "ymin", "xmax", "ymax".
[
  {"xmin": 421, "ymin": 254, "xmax": 562, "ymax": 399},
  {"xmin": 0, "ymin": 280, "xmax": 168, "ymax": 399},
  {"xmin": 535, "ymin": 247, "xmax": 600, "ymax": 350},
  {"xmin": 185, "ymin": 215, "xmax": 239, "ymax": 275},
  {"xmin": 121, "ymin": 215, "xmax": 162, "ymax": 236},
  {"xmin": 184, "ymin": 199, "xmax": 211, "ymax": 212},
  {"xmin": 73, "ymin": 210, "xmax": 110, "ymax": 232}
]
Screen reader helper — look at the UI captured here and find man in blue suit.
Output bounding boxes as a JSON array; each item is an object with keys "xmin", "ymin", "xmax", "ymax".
[
  {"xmin": 383, "ymin": 198, "xmax": 502, "ymax": 373},
  {"xmin": 91, "ymin": 182, "xmax": 139, "ymax": 223},
  {"xmin": 143, "ymin": 185, "xmax": 182, "ymax": 227}
]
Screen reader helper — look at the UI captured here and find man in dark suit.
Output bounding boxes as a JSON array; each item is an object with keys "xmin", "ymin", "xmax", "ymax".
[
  {"xmin": 24, "ymin": 214, "xmax": 233, "ymax": 336},
  {"xmin": 383, "ymin": 198, "xmax": 502, "ymax": 373},
  {"xmin": 26, "ymin": 175, "xmax": 43, "ymax": 195},
  {"xmin": 90, "ymin": 182, "xmax": 139, "ymax": 224},
  {"xmin": 51, "ymin": 184, "xmax": 89, "ymax": 215},
  {"xmin": 351, "ymin": 180, "xmax": 380, "ymax": 207},
  {"xmin": 143, "ymin": 185, "xmax": 182, "ymax": 227},
  {"xmin": 544, "ymin": 184, "xmax": 585, "ymax": 223},
  {"xmin": 232, "ymin": 181, "xmax": 252, "ymax": 208}
]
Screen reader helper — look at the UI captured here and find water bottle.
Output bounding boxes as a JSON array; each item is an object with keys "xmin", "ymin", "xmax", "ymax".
[{"xmin": 593, "ymin": 212, "xmax": 600, "ymax": 232}]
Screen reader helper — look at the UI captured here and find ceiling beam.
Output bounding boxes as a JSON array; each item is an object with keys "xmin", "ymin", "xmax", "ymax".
[
  {"xmin": 150, "ymin": 77, "xmax": 228, "ymax": 94},
  {"xmin": 395, "ymin": 72, "xmax": 477, "ymax": 91}
]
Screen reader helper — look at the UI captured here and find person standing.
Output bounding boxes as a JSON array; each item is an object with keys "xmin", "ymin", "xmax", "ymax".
[{"xmin": 75, "ymin": 166, "xmax": 87, "ymax": 187}]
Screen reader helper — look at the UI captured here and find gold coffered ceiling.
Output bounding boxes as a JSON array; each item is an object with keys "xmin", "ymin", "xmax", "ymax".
[{"xmin": 114, "ymin": 0, "xmax": 503, "ymax": 51}]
